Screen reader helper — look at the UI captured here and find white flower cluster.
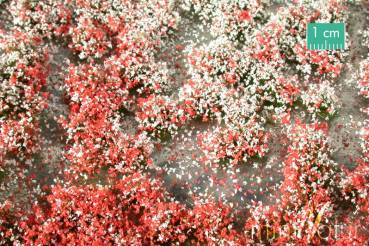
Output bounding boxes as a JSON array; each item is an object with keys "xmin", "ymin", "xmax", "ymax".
[
  {"xmin": 358, "ymin": 121, "xmax": 369, "ymax": 163},
  {"xmin": 186, "ymin": 37, "xmax": 247, "ymax": 83},
  {"xmin": 0, "ymin": 33, "xmax": 47, "ymax": 118},
  {"xmin": 358, "ymin": 57, "xmax": 369, "ymax": 99},
  {"xmin": 357, "ymin": 56, "xmax": 369, "ymax": 163},
  {"xmin": 0, "ymin": 32, "xmax": 48, "ymax": 159},
  {"xmin": 360, "ymin": 27, "xmax": 369, "ymax": 48},
  {"xmin": 301, "ymin": 81, "xmax": 340, "ymax": 121},
  {"xmin": 181, "ymin": 36, "xmax": 299, "ymax": 123},
  {"xmin": 8, "ymin": 0, "xmax": 72, "ymax": 38},
  {"xmin": 199, "ymin": 0, "xmax": 266, "ymax": 41}
]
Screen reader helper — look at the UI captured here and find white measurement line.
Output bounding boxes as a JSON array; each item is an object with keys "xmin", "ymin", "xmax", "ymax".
[{"xmin": 309, "ymin": 42, "xmax": 344, "ymax": 50}]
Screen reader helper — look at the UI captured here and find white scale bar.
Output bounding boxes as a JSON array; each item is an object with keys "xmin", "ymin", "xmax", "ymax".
[{"xmin": 310, "ymin": 42, "xmax": 344, "ymax": 50}]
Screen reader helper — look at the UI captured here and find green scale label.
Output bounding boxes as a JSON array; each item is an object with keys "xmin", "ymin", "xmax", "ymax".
[{"xmin": 307, "ymin": 23, "xmax": 345, "ymax": 50}]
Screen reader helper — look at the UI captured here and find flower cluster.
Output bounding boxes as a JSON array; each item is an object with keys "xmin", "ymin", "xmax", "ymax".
[
  {"xmin": 136, "ymin": 95, "xmax": 193, "ymax": 140},
  {"xmin": 22, "ymin": 172, "xmax": 184, "ymax": 244},
  {"xmin": 8, "ymin": 0, "xmax": 73, "ymax": 38},
  {"xmin": 361, "ymin": 27, "xmax": 369, "ymax": 48},
  {"xmin": 358, "ymin": 57, "xmax": 369, "ymax": 99},
  {"xmin": 182, "ymin": 38, "xmax": 300, "ymax": 123},
  {"xmin": 244, "ymin": 121, "xmax": 359, "ymax": 244},
  {"xmin": 0, "ymin": 29, "xmax": 50, "ymax": 244},
  {"xmin": 301, "ymin": 81, "xmax": 340, "ymax": 120},
  {"xmin": 198, "ymin": 116, "xmax": 269, "ymax": 166},
  {"xmin": 184, "ymin": 0, "xmax": 267, "ymax": 42},
  {"xmin": 22, "ymin": 170, "xmax": 245, "ymax": 245},
  {"xmin": 61, "ymin": 63, "xmax": 154, "ymax": 176},
  {"xmin": 0, "ymin": 30, "xmax": 48, "ymax": 160},
  {"xmin": 249, "ymin": 2, "xmax": 348, "ymax": 82},
  {"xmin": 280, "ymin": 121, "xmax": 344, "ymax": 209}
]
